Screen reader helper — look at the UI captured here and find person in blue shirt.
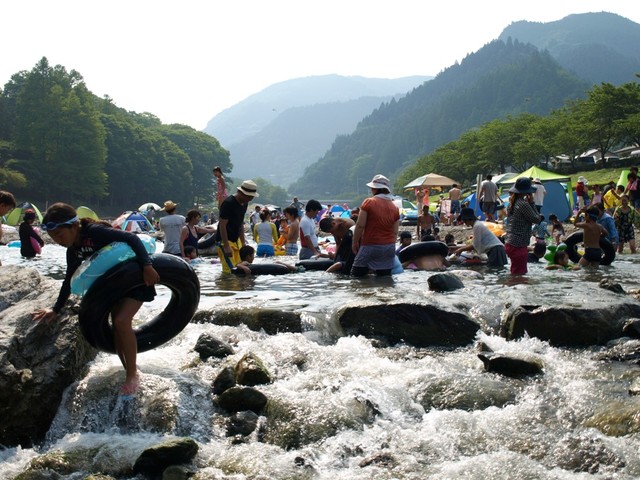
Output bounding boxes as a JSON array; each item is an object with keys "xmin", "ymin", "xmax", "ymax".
[{"xmin": 592, "ymin": 202, "xmax": 619, "ymax": 251}]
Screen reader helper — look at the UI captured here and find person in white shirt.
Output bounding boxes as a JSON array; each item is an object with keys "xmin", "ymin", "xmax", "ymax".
[
  {"xmin": 532, "ymin": 178, "xmax": 546, "ymax": 213},
  {"xmin": 159, "ymin": 200, "xmax": 186, "ymax": 256},
  {"xmin": 454, "ymin": 207, "xmax": 507, "ymax": 268},
  {"xmin": 299, "ymin": 199, "xmax": 322, "ymax": 260}
]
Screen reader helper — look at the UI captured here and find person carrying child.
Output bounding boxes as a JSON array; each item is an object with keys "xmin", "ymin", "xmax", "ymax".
[
  {"xmin": 573, "ymin": 206, "xmax": 608, "ymax": 268},
  {"xmin": 32, "ymin": 203, "xmax": 160, "ymax": 396}
]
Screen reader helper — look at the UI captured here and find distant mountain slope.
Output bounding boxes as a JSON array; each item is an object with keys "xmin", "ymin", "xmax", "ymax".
[
  {"xmin": 290, "ymin": 40, "xmax": 588, "ymax": 198},
  {"xmin": 228, "ymin": 96, "xmax": 396, "ymax": 187},
  {"xmin": 499, "ymin": 12, "xmax": 640, "ymax": 85},
  {"xmin": 204, "ymin": 74, "xmax": 430, "ymax": 146}
]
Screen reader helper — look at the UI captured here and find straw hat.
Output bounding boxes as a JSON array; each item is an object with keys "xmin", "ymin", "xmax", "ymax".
[
  {"xmin": 160, "ymin": 200, "xmax": 178, "ymax": 211},
  {"xmin": 237, "ymin": 180, "xmax": 259, "ymax": 197}
]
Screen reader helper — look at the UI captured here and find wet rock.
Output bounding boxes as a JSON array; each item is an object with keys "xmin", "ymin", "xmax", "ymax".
[
  {"xmin": 13, "ymin": 471, "xmax": 63, "ymax": 480},
  {"xmin": 338, "ymin": 303, "xmax": 479, "ymax": 347},
  {"xmin": 235, "ymin": 352, "xmax": 272, "ymax": 386},
  {"xmin": 0, "ymin": 266, "xmax": 97, "ymax": 447},
  {"xmin": 359, "ymin": 451, "xmax": 397, "ymax": 468},
  {"xmin": 427, "ymin": 272, "xmax": 464, "ymax": 292},
  {"xmin": 595, "ymin": 338, "xmax": 640, "ymax": 363},
  {"xmin": 629, "ymin": 377, "xmax": 640, "ymax": 396},
  {"xmin": 193, "ymin": 307, "xmax": 302, "ymax": 334},
  {"xmin": 217, "ymin": 386, "xmax": 268, "ymax": 414},
  {"xmin": 501, "ymin": 303, "xmax": 640, "ymax": 346},
  {"xmin": 213, "ymin": 366, "xmax": 236, "ymax": 394},
  {"xmin": 584, "ymin": 398, "xmax": 640, "ymax": 436},
  {"xmin": 193, "ymin": 333, "xmax": 234, "ymax": 360},
  {"xmin": 551, "ymin": 434, "xmax": 626, "ymax": 473},
  {"xmin": 133, "ymin": 437, "xmax": 198, "ymax": 476},
  {"xmin": 478, "ymin": 353, "xmax": 543, "ymax": 377},
  {"xmin": 227, "ymin": 410, "xmax": 260, "ymax": 436},
  {"xmin": 599, "ymin": 278, "xmax": 625, "ymax": 294},
  {"xmin": 622, "ymin": 319, "xmax": 640, "ymax": 339},
  {"xmin": 162, "ymin": 465, "xmax": 194, "ymax": 480}
]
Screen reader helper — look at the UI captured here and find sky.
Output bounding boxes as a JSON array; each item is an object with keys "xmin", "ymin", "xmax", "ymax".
[{"xmin": 2, "ymin": 1, "xmax": 639, "ymax": 131}]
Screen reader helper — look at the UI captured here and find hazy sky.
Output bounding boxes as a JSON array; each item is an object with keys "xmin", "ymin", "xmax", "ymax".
[{"xmin": 2, "ymin": 1, "xmax": 639, "ymax": 131}]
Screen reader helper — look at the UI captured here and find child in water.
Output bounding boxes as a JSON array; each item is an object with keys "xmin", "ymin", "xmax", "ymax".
[
  {"xmin": 234, "ymin": 245, "xmax": 297, "ymax": 275},
  {"xmin": 548, "ymin": 214, "xmax": 565, "ymax": 245},
  {"xmin": 545, "ymin": 249, "xmax": 580, "ymax": 271},
  {"xmin": 32, "ymin": 203, "xmax": 160, "ymax": 396},
  {"xmin": 573, "ymin": 206, "xmax": 608, "ymax": 268}
]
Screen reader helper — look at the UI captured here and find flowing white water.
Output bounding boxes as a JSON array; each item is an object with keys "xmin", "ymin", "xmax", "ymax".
[{"xmin": 1, "ymin": 242, "xmax": 640, "ymax": 479}]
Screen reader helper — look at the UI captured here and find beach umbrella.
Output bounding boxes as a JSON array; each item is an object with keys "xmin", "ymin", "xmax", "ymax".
[
  {"xmin": 138, "ymin": 202, "xmax": 161, "ymax": 212},
  {"xmin": 404, "ymin": 173, "xmax": 459, "ymax": 189}
]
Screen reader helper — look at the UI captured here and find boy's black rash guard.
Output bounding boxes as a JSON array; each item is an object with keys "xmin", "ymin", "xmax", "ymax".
[{"xmin": 53, "ymin": 223, "xmax": 152, "ymax": 313}]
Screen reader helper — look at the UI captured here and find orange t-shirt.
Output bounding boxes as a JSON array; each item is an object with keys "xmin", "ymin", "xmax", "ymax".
[{"xmin": 361, "ymin": 196, "xmax": 400, "ymax": 245}]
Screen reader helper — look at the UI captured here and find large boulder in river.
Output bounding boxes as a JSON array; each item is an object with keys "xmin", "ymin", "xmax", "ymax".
[
  {"xmin": 501, "ymin": 303, "xmax": 640, "ymax": 346},
  {"xmin": 338, "ymin": 303, "xmax": 479, "ymax": 347},
  {"xmin": 0, "ymin": 266, "xmax": 97, "ymax": 447},
  {"xmin": 193, "ymin": 307, "xmax": 302, "ymax": 334}
]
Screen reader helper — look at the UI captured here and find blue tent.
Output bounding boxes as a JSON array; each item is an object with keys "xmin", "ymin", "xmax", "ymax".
[{"xmin": 113, "ymin": 211, "xmax": 156, "ymax": 233}]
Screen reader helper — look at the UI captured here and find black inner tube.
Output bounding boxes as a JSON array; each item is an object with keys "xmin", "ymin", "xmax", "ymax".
[
  {"xmin": 295, "ymin": 258, "xmax": 336, "ymax": 271},
  {"xmin": 564, "ymin": 231, "xmax": 616, "ymax": 266},
  {"xmin": 398, "ymin": 241, "xmax": 449, "ymax": 264},
  {"xmin": 78, "ymin": 253, "xmax": 200, "ymax": 353},
  {"xmin": 232, "ymin": 263, "xmax": 292, "ymax": 275}
]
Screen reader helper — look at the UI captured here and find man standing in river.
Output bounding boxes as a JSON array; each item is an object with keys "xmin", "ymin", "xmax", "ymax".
[
  {"xmin": 448, "ymin": 184, "xmax": 462, "ymax": 225},
  {"xmin": 215, "ymin": 180, "xmax": 259, "ymax": 272}
]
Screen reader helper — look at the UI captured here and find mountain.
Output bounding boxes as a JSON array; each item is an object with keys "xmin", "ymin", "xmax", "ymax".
[
  {"xmin": 290, "ymin": 40, "xmax": 588, "ymax": 198},
  {"xmin": 203, "ymin": 75, "xmax": 430, "ymax": 186},
  {"xmin": 499, "ymin": 12, "xmax": 640, "ymax": 86},
  {"xmin": 288, "ymin": 11, "xmax": 640, "ymax": 198},
  {"xmin": 204, "ymin": 75, "xmax": 430, "ymax": 146}
]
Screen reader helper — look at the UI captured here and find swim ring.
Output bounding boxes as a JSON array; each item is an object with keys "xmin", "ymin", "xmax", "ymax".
[
  {"xmin": 197, "ymin": 232, "xmax": 217, "ymax": 250},
  {"xmin": 70, "ymin": 234, "xmax": 156, "ymax": 296},
  {"xmin": 232, "ymin": 263, "xmax": 293, "ymax": 275},
  {"xmin": 296, "ymin": 258, "xmax": 336, "ymax": 271},
  {"xmin": 7, "ymin": 240, "xmax": 20, "ymax": 248},
  {"xmin": 564, "ymin": 232, "xmax": 616, "ymax": 266},
  {"xmin": 398, "ymin": 241, "xmax": 449, "ymax": 264},
  {"xmin": 485, "ymin": 222, "xmax": 505, "ymax": 236},
  {"xmin": 78, "ymin": 253, "xmax": 200, "ymax": 353}
]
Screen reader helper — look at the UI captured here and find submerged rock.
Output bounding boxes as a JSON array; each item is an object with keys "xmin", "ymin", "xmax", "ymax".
[
  {"xmin": 501, "ymin": 303, "xmax": 640, "ymax": 346},
  {"xmin": 478, "ymin": 353, "xmax": 544, "ymax": 377},
  {"xmin": 338, "ymin": 303, "xmax": 479, "ymax": 347},
  {"xmin": 0, "ymin": 266, "xmax": 97, "ymax": 448},
  {"xmin": 217, "ymin": 386, "xmax": 268, "ymax": 413},
  {"xmin": 427, "ymin": 272, "xmax": 465, "ymax": 292},
  {"xmin": 193, "ymin": 307, "xmax": 302, "ymax": 334},
  {"xmin": 193, "ymin": 333, "xmax": 234, "ymax": 360},
  {"xmin": 133, "ymin": 437, "xmax": 199, "ymax": 476},
  {"xmin": 235, "ymin": 352, "xmax": 272, "ymax": 386}
]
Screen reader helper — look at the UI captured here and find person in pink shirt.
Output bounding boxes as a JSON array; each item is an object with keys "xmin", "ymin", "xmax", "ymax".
[{"xmin": 351, "ymin": 174, "xmax": 400, "ymax": 276}]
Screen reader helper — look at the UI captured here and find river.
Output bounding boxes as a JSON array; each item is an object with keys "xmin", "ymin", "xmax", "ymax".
[{"xmin": 1, "ymin": 241, "xmax": 640, "ymax": 479}]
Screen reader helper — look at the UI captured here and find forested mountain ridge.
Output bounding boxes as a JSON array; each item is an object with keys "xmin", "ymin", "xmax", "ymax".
[
  {"xmin": 290, "ymin": 40, "xmax": 588, "ymax": 198},
  {"xmin": 500, "ymin": 12, "xmax": 640, "ymax": 86},
  {"xmin": 204, "ymin": 75, "xmax": 431, "ymax": 146},
  {"xmin": 228, "ymin": 96, "xmax": 402, "ymax": 187}
]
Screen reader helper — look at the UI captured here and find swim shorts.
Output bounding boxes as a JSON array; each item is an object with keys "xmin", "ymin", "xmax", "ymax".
[{"xmin": 583, "ymin": 247, "xmax": 602, "ymax": 262}]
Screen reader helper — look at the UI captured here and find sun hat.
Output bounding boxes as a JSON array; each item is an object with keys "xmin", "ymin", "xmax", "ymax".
[
  {"xmin": 366, "ymin": 174, "xmax": 391, "ymax": 190},
  {"xmin": 160, "ymin": 200, "xmax": 178, "ymax": 211},
  {"xmin": 237, "ymin": 180, "xmax": 259, "ymax": 197},
  {"xmin": 458, "ymin": 207, "xmax": 476, "ymax": 221},
  {"xmin": 577, "ymin": 176, "xmax": 588, "ymax": 185},
  {"xmin": 508, "ymin": 177, "xmax": 536, "ymax": 194},
  {"xmin": 533, "ymin": 178, "xmax": 542, "ymax": 184}
]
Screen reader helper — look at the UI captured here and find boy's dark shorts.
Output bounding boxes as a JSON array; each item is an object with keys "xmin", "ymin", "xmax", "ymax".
[{"xmin": 583, "ymin": 247, "xmax": 602, "ymax": 262}]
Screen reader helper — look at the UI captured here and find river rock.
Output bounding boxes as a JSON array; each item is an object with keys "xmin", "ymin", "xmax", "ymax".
[
  {"xmin": 478, "ymin": 353, "xmax": 544, "ymax": 377},
  {"xmin": 226, "ymin": 410, "xmax": 260, "ymax": 436},
  {"xmin": 132, "ymin": 437, "xmax": 199, "ymax": 476},
  {"xmin": 193, "ymin": 333, "xmax": 234, "ymax": 360},
  {"xmin": 599, "ymin": 278, "xmax": 625, "ymax": 294},
  {"xmin": 193, "ymin": 307, "xmax": 302, "ymax": 334},
  {"xmin": 501, "ymin": 302, "xmax": 640, "ymax": 346},
  {"xmin": 217, "ymin": 386, "xmax": 268, "ymax": 413},
  {"xmin": 427, "ymin": 272, "xmax": 464, "ymax": 291},
  {"xmin": 235, "ymin": 352, "xmax": 272, "ymax": 386},
  {"xmin": 0, "ymin": 266, "xmax": 97, "ymax": 448},
  {"xmin": 338, "ymin": 303, "xmax": 479, "ymax": 347},
  {"xmin": 622, "ymin": 319, "xmax": 640, "ymax": 338},
  {"xmin": 213, "ymin": 366, "xmax": 237, "ymax": 394}
]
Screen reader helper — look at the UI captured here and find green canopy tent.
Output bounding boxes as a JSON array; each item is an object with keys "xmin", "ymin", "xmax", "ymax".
[
  {"xmin": 500, "ymin": 166, "xmax": 574, "ymax": 220},
  {"xmin": 5, "ymin": 202, "xmax": 44, "ymax": 226},
  {"xmin": 617, "ymin": 170, "xmax": 630, "ymax": 188}
]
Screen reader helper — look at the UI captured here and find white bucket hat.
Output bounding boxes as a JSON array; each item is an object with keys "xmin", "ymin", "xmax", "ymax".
[
  {"xmin": 366, "ymin": 174, "xmax": 391, "ymax": 191},
  {"xmin": 237, "ymin": 180, "xmax": 259, "ymax": 197}
]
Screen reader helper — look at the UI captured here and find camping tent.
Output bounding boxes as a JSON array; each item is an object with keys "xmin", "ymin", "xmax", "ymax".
[
  {"xmin": 76, "ymin": 206, "xmax": 99, "ymax": 221},
  {"xmin": 618, "ymin": 169, "xmax": 630, "ymax": 187},
  {"xmin": 112, "ymin": 211, "xmax": 155, "ymax": 233},
  {"xmin": 500, "ymin": 166, "xmax": 573, "ymax": 221},
  {"xmin": 5, "ymin": 201, "xmax": 43, "ymax": 226}
]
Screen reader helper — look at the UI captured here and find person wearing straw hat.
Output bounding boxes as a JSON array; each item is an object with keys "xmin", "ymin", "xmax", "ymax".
[
  {"xmin": 351, "ymin": 174, "xmax": 400, "ymax": 276},
  {"xmin": 159, "ymin": 200, "xmax": 186, "ymax": 256},
  {"xmin": 215, "ymin": 180, "xmax": 259, "ymax": 272},
  {"xmin": 505, "ymin": 178, "xmax": 542, "ymax": 275}
]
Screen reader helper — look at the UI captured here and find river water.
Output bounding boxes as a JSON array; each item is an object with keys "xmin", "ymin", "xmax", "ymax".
[{"xmin": 1, "ymin": 241, "xmax": 640, "ymax": 479}]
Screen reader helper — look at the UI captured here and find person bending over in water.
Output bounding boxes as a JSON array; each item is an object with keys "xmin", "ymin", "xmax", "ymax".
[
  {"xmin": 573, "ymin": 206, "xmax": 608, "ymax": 268},
  {"xmin": 32, "ymin": 203, "xmax": 160, "ymax": 396}
]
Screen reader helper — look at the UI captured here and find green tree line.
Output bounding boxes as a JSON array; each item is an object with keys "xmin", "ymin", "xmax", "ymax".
[
  {"xmin": 395, "ymin": 80, "xmax": 640, "ymax": 190},
  {"xmin": 0, "ymin": 57, "xmax": 233, "ymax": 214}
]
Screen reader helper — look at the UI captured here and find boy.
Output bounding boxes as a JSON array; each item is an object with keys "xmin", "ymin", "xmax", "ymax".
[
  {"xmin": 574, "ymin": 207, "xmax": 608, "ymax": 268},
  {"xmin": 396, "ymin": 231, "xmax": 412, "ymax": 255},
  {"xmin": 548, "ymin": 214, "xmax": 565, "ymax": 245},
  {"xmin": 416, "ymin": 205, "xmax": 435, "ymax": 241},
  {"xmin": 235, "ymin": 245, "xmax": 296, "ymax": 275},
  {"xmin": 454, "ymin": 207, "xmax": 508, "ymax": 268},
  {"xmin": 299, "ymin": 199, "xmax": 322, "ymax": 260}
]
